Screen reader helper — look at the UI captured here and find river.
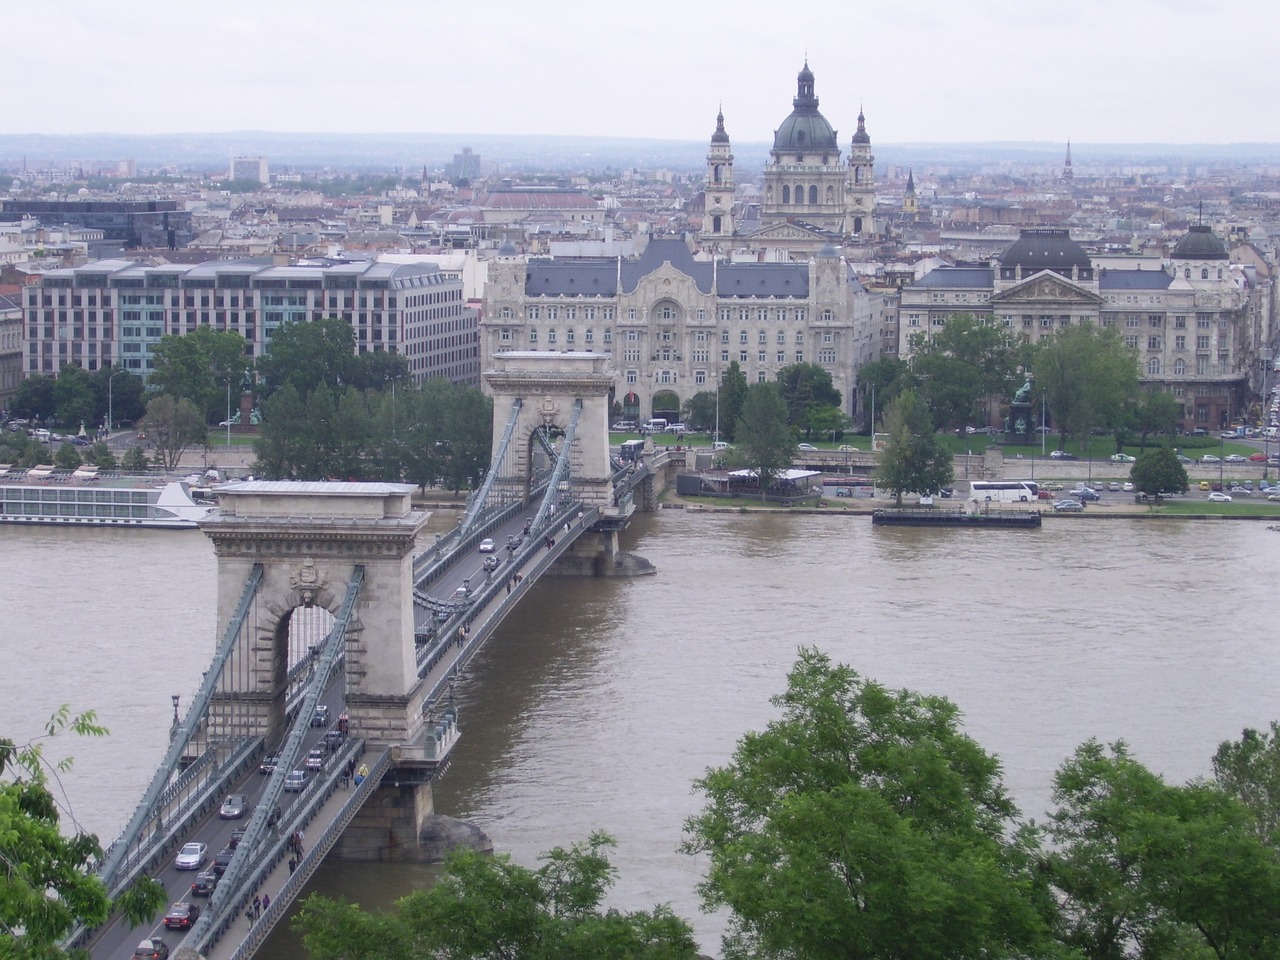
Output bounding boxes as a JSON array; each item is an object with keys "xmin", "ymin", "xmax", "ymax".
[{"xmin": 2, "ymin": 512, "xmax": 1278, "ymax": 955}]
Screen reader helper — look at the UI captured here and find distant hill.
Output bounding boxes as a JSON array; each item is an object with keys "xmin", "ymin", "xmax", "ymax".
[{"xmin": 0, "ymin": 132, "xmax": 1274, "ymax": 177}]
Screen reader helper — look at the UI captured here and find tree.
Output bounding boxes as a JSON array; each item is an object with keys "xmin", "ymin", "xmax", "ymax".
[
  {"xmin": 51, "ymin": 365, "xmax": 96, "ymax": 430},
  {"xmin": 120, "ymin": 446, "xmax": 150, "ymax": 474},
  {"xmin": 53, "ymin": 442, "xmax": 81, "ymax": 470},
  {"xmin": 140, "ymin": 395, "xmax": 206, "ymax": 471},
  {"xmin": 874, "ymin": 389, "xmax": 954, "ymax": 505},
  {"xmin": 149, "ymin": 327, "xmax": 251, "ymax": 422},
  {"xmin": 775, "ymin": 363, "xmax": 842, "ymax": 429},
  {"xmin": 1127, "ymin": 391, "xmax": 1181, "ymax": 452},
  {"xmin": 1033, "ymin": 325, "xmax": 1139, "ymax": 450},
  {"xmin": 351, "ymin": 350, "xmax": 411, "ymax": 392},
  {"xmin": 718, "ymin": 362, "xmax": 747, "ymax": 442},
  {"xmin": 0, "ymin": 707, "xmax": 165, "ymax": 958},
  {"xmin": 729, "ymin": 383, "xmax": 794, "ymax": 501},
  {"xmin": 255, "ymin": 317, "xmax": 358, "ymax": 403},
  {"xmin": 1043, "ymin": 739, "xmax": 1280, "ymax": 960},
  {"xmin": 91, "ymin": 367, "xmax": 145, "ymax": 429},
  {"xmin": 294, "ymin": 833, "xmax": 699, "ymax": 960},
  {"xmin": 1214, "ymin": 721, "xmax": 1280, "ymax": 842},
  {"xmin": 857, "ymin": 356, "xmax": 913, "ymax": 432},
  {"xmin": 681, "ymin": 390, "xmax": 717, "ymax": 433},
  {"xmin": 911, "ymin": 314, "xmax": 1018, "ymax": 430},
  {"xmin": 683, "ymin": 649, "xmax": 1052, "ymax": 960},
  {"xmin": 10, "ymin": 374, "xmax": 56, "ymax": 423},
  {"xmin": 1130, "ymin": 447, "xmax": 1189, "ymax": 502}
]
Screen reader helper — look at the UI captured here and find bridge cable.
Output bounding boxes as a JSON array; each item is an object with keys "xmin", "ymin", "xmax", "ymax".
[{"xmin": 458, "ymin": 398, "xmax": 522, "ymax": 538}]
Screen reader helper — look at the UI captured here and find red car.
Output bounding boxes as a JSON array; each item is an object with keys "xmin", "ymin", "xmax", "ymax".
[
  {"xmin": 1250, "ymin": 452, "xmax": 1268, "ymax": 462},
  {"xmin": 163, "ymin": 901, "xmax": 200, "ymax": 930}
]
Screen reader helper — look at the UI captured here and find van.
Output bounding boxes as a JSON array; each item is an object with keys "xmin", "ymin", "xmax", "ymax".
[
  {"xmin": 644, "ymin": 418, "xmax": 668, "ymax": 433},
  {"xmin": 1265, "ymin": 426, "xmax": 1278, "ymax": 441}
]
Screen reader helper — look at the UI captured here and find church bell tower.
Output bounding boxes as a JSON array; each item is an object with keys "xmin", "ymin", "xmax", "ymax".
[
  {"xmin": 704, "ymin": 108, "xmax": 735, "ymax": 242},
  {"xmin": 846, "ymin": 107, "xmax": 876, "ymax": 236}
]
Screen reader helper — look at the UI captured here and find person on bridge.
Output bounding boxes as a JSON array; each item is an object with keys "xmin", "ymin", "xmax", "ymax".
[{"xmin": 262, "ymin": 893, "xmax": 270, "ymax": 914}]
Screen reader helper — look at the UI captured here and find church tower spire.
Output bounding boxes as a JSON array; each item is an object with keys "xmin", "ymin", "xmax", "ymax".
[
  {"xmin": 1062, "ymin": 141, "xmax": 1074, "ymax": 181},
  {"xmin": 846, "ymin": 105, "xmax": 876, "ymax": 236},
  {"xmin": 704, "ymin": 106, "xmax": 735, "ymax": 241},
  {"xmin": 903, "ymin": 167, "xmax": 918, "ymax": 219}
]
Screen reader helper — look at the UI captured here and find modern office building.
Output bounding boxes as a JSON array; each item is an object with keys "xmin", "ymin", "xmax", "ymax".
[
  {"xmin": 23, "ymin": 257, "xmax": 478, "ymax": 386},
  {"xmin": 481, "ymin": 237, "xmax": 879, "ymax": 420},
  {"xmin": 0, "ymin": 200, "xmax": 194, "ymax": 250}
]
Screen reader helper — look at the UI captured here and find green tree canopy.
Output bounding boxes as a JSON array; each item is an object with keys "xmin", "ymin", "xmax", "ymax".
[
  {"xmin": 140, "ymin": 394, "xmax": 207, "ymax": 471},
  {"xmin": 856, "ymin": 356, "xmax": 911, "ymax": 430},
  {"xmin": 0, "ymin": 707, "xmax": 165, "ymax": 958},
  {"xmin": 728, "ymin": 382, "xmax": 794, "ymax": 500},
  {"xmin": 775, "ymin": 363, "xmax": 842, "ymax": 429},
  {"xmin": 149, "ymin": 326, "xmax": 251, "ymax": 422},
  {"xmin": 1214, "ymin": 721, "xmax": 1280, "ymax": 842},
  {"xmin": 874, "ymin": 389, "xmax": 954, "ymax": 504},
  {"xmin": 350, "ymin": 350, "xmax": 412, "ymax": 392},
  {"xmin": 1126, "ymin": 390, "xmax": 1181, "ymax": 451},
  {"xmin": 718, "ymin": 362, "xmax": 748, "ymax": 442},
  {"xmin": 93, "ymin": 367, "xmax": 145, "ymax": 429},
  {"xmin": 294, "ymin": 833, "xmax": 699, "ymax": 960},
  {"xmin": 50, "ymin": 365, "xmax": 96, "ymax": 431},
  {"xmin": 10, "ymin": 374, "xmax": 56, "ymax": 423},
  {"xmin": 1033, "ymin": 324, "xmax": 1139, "ymax": 449},
  {"xmin": 256, "ymin": 317, "xmax": 358, "ymax": 403},
  {"xmin": 681, "ymin": 390, "xmax": 717, "ymax": 433},
  {"xmin": 911, "ymin": 313, "xmax": 1019, "ymax": 430},
  {"xmin": 683, "ymin": 648, "xmax": 1052, "ymax": 960},
  {"xmin": 1130, "ymin": 447, "xmax": 1189, "ymax": 500}
]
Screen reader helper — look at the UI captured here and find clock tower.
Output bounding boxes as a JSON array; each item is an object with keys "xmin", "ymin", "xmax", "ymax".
[
  {"xmin": 845, "ymin": 107, "xmax": 876, "ymax": 236},
  {"xmin": 704, "ymin": 108, "xmax": 735, "ymax": 242}
]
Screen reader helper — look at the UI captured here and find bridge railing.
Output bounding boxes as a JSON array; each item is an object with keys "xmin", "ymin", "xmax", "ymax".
[{"xmin": 222, "ymin": 744, "xmax": 391, "ymax": 960}]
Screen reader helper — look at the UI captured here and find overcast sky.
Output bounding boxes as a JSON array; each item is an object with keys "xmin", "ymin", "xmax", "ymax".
[{"xmin": 11, "ymin": 0, "xmax": 1276, "ymax": 145}]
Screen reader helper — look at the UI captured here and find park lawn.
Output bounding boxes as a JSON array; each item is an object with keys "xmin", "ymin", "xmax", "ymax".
[{"xmin": 1145, "ymin": 498, "xmax": 1280, "ymax": 517}]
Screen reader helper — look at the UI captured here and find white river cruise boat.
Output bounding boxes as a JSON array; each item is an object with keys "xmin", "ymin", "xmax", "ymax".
[{"xmin": 0, "ymin": 464, "xmax": 218, "ymax": 529}]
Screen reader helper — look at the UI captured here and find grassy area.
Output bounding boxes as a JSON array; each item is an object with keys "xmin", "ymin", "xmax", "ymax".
[{"xmin": 1144, "ymin": 498, "xmax": 1280, "ymax": 517}]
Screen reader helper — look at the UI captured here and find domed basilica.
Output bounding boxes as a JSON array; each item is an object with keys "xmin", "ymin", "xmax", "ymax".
[{"xmin": 703, "ymin": 62, "xmax": 876, "ymax": 251}]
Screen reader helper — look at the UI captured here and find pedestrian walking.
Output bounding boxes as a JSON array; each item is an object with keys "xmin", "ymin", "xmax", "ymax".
[
  {"xmin": 262, "ymin": 893, "xmax": 270, "ymax": 913},
  {"xmin": 288, "ymin": 857, "xmax": 296, "ymax": 874},
  {"xmin": 253, "ymin": 894, "xmax": 261, "ymax": 919},
  {"xmin": 246, "ymin": 909, "xmax": 253, "ymax": 927}
]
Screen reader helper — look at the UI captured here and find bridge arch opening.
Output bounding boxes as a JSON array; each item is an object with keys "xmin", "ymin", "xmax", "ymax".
[{"xmin": 652, "ymin": 390, "xmax": 680, "ymax": 422}]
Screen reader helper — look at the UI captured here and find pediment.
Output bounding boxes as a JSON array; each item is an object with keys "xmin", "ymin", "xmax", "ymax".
[
  {"xmin": 992, "ymin": 270, "xmax": 1103, "ymax": 305},
  {"xmin": 746, "ymin": 222, "xmax": 831, "ymax": 242}
]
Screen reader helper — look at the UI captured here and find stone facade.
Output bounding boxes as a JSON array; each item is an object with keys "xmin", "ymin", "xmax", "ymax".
[{"xmin": 481, "ymin": 237, "xmax": 879, "ymax": 421}]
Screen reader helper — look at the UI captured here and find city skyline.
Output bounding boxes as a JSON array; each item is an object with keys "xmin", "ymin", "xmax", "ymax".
[{"xmin": 12, "ymin": 0, "xmax": 1278, "ymax": 147}]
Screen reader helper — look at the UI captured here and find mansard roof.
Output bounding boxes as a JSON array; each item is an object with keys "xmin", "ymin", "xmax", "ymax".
[
  {"xmin": 910, "ymin": 266, "xmax": 994, "ymax": 289},
  {"xmin": 1098, "ymin": 269, "xmax": 1173, "ymax": 291},
  {"xmin": 523, "ymin": 237, "xmax": 812, "ymax": 298}
]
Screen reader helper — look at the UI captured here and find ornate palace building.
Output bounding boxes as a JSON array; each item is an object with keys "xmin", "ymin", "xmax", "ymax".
[
  {"xmin": 899, "ymin": 227, "xmax": 1259, "ymax": 431},
  {"xmin": 481, "ymin": 237, "xmax": 880, "ymax": 422}
]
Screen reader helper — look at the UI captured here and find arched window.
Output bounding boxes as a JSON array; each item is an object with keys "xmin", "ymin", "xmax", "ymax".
[
  {"xmin": 809, "ymin": 185, "xmax": 818, "ymax": 204},
  {"xmin": 853, "ymin": 216, "xmax": 863, "ymax": 234},
  {"xmin": 1174, "ymin": 358, "xmax": 1186, "ymax": 375},
  {"xmin": 782, "ymin": 185, "xmax": 790, "ymax": 204},
  {"xmin": 712, "ymin": 215, "xmax": 721, "ymax": 233},
  {"xmin": 1201, "ymin": 268, "xmax": 1209, "ymax": 279},
  {"xmin": 1148, "ymin": 357, "xmax": 1161, "ymax": 375},
  {"xmin": 826, "ymin": 185, "xmax": 835, "ymax": 203},
  {"xmin": 794, "ymin": 184, "xmax": 804, "ymax": 205},
  {"xmin": 713, "ymin": 165, "xmax": 722, "ymax": 183},
  {"xmin": 1217, "ymin": 268, "xmax": 1224, "ymax": 279},
  {"xmin": 1184, "ymin": 267, "xmax": 1191, "ymax": 278},
  {"xmin": 855, "ymin": 166, "xmax": 862, "ymax": 183}
]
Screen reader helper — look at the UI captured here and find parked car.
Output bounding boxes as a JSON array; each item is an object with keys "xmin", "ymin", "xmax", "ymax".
[
  {"xmin": 1109, "ymin": 453, "xmax": 1136, "ymax": 463},
  {"xmin": 797, "ymin": 443, "xmax": 818, "ymax": 452},
  {"xmin": 1228, "ymin": 485, "xmax": 1251, "ymax": 496},
  {"xmin": 610, "ymin": 420, "xmax": 638, "ymax": 432},
  {"xmin": 189, "ymin": 871, "xmax": 219, "ymax": 897},
  {"xmin": 1268, "ymin": 492, "xmax": 1280, "ymax": 502},
  {"xmin": 163, "ymin": 902, "xmax": 200, "ymax": 930},
  {"xmin": 1175, "ymin": 454, "xmax": 1193, "ymax": 464},
  {"xmin": 175, "ymin": 842, "xmax": 207, "ymax": 870},
  {"xmin": 1053, "ymin": 499, "xmax": 1085, "ymax": 512},
  {"xmin": 667, "ymin": 423, "xmax": 688, "ymax": 434},
  {"xmin": 837, "ymin": 444, "xmax": 858, "ymax": 452},
  {"xmin": 1122, "ymin": 481, "xmax": 1135, "ymax": 492},
  {"xmin": 219, "ymin": 794, "xmax": 249, "ymax": 819},
  {"xmin": 133, "ymin": 938, "xmax": 170, "ymax": 960},
  {"xmin": 1107, "ymin": 482, "xmax": 1121, "ymax": 492},
  {"xmin": 1207, "ymin": 491, "xmax": 1233, "ymax": 502},
  {"xmin": 478, "ymin": 538, "xmax": 495, "ymax": 553},
  {"xmin": 283, "ymin": 769, "xmax": 309, "ymax": 792},
  {"xmin": 1070, "ymin": 487, "xmax": 1100, "ymax": 502}
]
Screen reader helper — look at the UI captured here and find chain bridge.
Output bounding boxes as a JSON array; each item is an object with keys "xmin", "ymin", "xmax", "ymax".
[{"xmin": 80, "ymin": 353, "xmax": 676, "ymax": 960}]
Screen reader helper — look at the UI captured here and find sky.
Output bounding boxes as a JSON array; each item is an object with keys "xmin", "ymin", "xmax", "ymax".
[{"xmin": 10, "ymin": 0, "xmax": 1277, "ymax": 145}]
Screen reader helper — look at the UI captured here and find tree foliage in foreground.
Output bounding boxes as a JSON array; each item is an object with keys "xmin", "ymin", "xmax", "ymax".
[
  {"xmin": 683, "ymin": 648, "xmax": 1053, "ymax": 960},
  {"xmin": 1130, "ymin": 446, "xmax": 1189, "ymax": 501},
  {"xmin": 0, "ymin": 707, "xmax": 165, "ymax": 960},
  {"xmin": 294, "ymin": 832, "xmax": 698, "ymax": 960},
  {"xmin": 1033, "ymin": 324, "xmax": 1139, "ymax": 450},
  {"xmin": 728, "ymin": 383, "xmax": 795, "ymax": 501},
  {"xmin": 139, "ymin": 394, "xmax": 206, "ymax": 471}
]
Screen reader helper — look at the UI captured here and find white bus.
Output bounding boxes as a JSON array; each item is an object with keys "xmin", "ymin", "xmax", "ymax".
[{"xmin": 969, "ymin": 480, "xmax": 1039, "ymax": 503}]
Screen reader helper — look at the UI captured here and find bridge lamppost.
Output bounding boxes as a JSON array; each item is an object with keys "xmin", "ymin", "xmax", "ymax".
[
  {"xmin": 107, "ymin": 367, "xmax": 126, "ymax": 435},
  {"xmin": 170, "ymin": 694, "xmax": 180, "ymax": 738}
]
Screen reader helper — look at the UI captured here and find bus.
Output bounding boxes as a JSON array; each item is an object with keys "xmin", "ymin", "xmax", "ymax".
[
  {"xmin": 968, "ymin": 480, "xmax": 1039, "ymax": 503},
  {"xmin": 618, "ymin": 439, "xmax": 646, "ymax": 462}
]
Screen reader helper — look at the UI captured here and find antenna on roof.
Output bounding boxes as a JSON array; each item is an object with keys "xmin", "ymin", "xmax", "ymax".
[{"xmin": 1198, "ymin": 200, "xmax": 1203, "ymax": 226}]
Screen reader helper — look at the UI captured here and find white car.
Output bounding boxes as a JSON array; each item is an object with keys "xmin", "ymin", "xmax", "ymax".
[
  {"xmin": 478, "ymin": 538, "xmax": 495, "ymax": 553},
  {"xmin": 797, "ymin": 443, "xmax": 818, "ymax": 452},
  {"xmin": 175, "ymin": 841, "xmax": 207, "ymax": 870},
  {"xmin": 1109, "ymin": 453, "xmax": 1136, "ymax": 463},
  {"xmin": 1207, "ymin": 491, "xmax": 1232, "ymax": 503},
  {"xmin": 1122, "ymin": 482, "xmax": 1135, "ymax": 492}
]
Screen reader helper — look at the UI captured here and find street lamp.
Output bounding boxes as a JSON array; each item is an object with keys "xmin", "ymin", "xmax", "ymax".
[
  {"xmin": 107, "ymin": 367, "xmax": 126, "ymax": 435},
  {"xmin": 170, "ymin": 694, "xmax": 180, "ymax": 738}
]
